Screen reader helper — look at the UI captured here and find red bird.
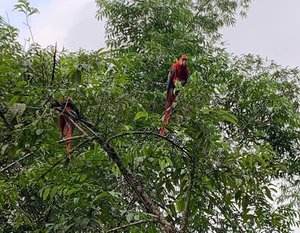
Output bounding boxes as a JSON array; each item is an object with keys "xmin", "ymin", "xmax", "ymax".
[
  {"xmin": 57, "ymin": 97, "xmax": 79, "ymax": 154},
  {"xmin": 161, "ymin": 55, "xmax": 189, "ymax": 136}
]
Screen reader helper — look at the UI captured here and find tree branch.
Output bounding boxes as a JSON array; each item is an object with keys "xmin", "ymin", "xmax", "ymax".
[
  {"xmin": 0, "ymin": 152, "xmax": 34, "ymax": 173},
  {"xmin": 106, "ymin": 220, "xmax": 152, "ymax": 233},
  {"xmin": 51, "ymin": 42, "xmax": 57, "ymax": 84},
  {"xmin": 53, "ymin": 108, "xmax": 177, "ymax": 232},
  {"xmin": 67, "ymin": 117, "xmax": 88, "ymax": 136},
  {"xmin": 57, "ymin": 135, "xmax": 90, "ymax": 144},
  {"xmin": 76, "ymin": 123, "xmax": 175, "ymax": 232},
  {"xmin": 96, "ymin": 132, "xmax": 175, "ymax": 232}
]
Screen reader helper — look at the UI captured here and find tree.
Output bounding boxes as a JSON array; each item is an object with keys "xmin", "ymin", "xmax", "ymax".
[{"xmin": 0, "ymin": 0, "xmax": 299, "ymax": 232}]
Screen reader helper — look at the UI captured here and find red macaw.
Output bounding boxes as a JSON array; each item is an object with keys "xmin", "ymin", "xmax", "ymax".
[
  {"xmin": 161, "ymin": 55, "xmax": 189, "ymax": 136},
  {"xmin": 57, "ymin": 97, "xmax": 79, "ymax": 154}
]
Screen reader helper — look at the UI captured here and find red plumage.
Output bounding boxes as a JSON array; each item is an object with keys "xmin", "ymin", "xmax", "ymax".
[
  {"xmin": 58, "ymin": 98, "xmax": 79, "ymax": 154},
  {"xmin": 161, "ymin": 55, "xmax": 189, "ymax": 136}
]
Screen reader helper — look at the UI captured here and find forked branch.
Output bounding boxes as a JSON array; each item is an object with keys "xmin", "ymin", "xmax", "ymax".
[{"xmin": 54, "ymin": 109, "xmax": 176, "ymax": 233}]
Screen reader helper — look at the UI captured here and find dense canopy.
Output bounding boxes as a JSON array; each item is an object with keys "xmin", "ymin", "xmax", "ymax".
[{"xmin": 0, "ymin": 0, "xmax": 299, "ymax": 232}]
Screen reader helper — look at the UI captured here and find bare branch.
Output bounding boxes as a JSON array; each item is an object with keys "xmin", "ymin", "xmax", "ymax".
[
  {"xmin": 67, "ymin": 117, "xmax": 88, "ymax": 136},
  {"xmin": 58, "ymin": 135, "xmax": 90, "ymax": 144},
  {"xmin": 51, "ymin": 42, "xmax": 57, "ymax": 84}
]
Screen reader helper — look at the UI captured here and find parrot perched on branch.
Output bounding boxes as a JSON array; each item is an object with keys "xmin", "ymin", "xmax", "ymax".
[
  {"xmin": 160, "ymin": 55, "xmax": 189, "ymax": 136},
  {"xmin": 53, "ymin": 97, "xmax": 80, "ymax": 154}
]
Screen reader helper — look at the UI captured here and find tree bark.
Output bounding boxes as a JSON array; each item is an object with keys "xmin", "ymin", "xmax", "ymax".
[
  {"xmin": 78, "ymin": 117, "xmax": 176, "ymax": 232},
  {"xmin": 100, "ymin": 139, "xmax": 176, "ymax": 233},
  {"xmin": 54, "ymin": 108, "xmax": 177, "ymax": 232}
]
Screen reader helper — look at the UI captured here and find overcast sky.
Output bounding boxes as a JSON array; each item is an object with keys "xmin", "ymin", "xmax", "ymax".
[
  {"xmin": 0, "ymin": 0, "xmax": 299, "ymax": 68},
  {"xmin": 0, "ymin": 0, "xmax": 105, "ymax": 51}
]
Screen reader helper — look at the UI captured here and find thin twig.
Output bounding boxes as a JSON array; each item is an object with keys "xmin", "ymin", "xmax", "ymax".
[
  {"xmin": 0, "ymin": 152, "xmax": 34, "ymax": 173},
  {"xmin": 24, "ymin": 14, "xmax": 35, "ymax": 44},
  {"xmin": 42, "ymin": 79, "xmax": 64, "ymax": 106},
  {"xmin": 67, "ymin": 117, "xmax": 88, "ymax": 136},
  {"xmin": 196, "ymin": 0, "xmax": 211, "ymax": 16},
  {"xmin": 106, "ymin": 220, "xmax": 152, "ymax": 233},
  {"xmin": 58, "ymin": 135, "xmax": 90, "ymax": 144},
  {"xmin": 184, "ymin": 0, "xmax": 211, "ymax": 35},
  {"xmin": 51, "ymin": 42, "xmax": 57, "ymax": 84},
  {"xmin": 37, "ymin": 157, "xmax": 65, "ymax": 182},
  {"xmin": 18, "ymin": 203, "xmax": 36, "ymax": 230}
]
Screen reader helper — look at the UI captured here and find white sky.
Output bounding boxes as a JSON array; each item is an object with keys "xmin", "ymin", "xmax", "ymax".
[
  {"xmin": 0, "ymin": 0, "xmax": 299, "ymax": 68},
  {"xmin": 221, "ymin": 0, "xmax": 300, "ymax": 68},
  {"xmin": 0, "ymin": 0, "xmax": 105, "ymax": 51}
]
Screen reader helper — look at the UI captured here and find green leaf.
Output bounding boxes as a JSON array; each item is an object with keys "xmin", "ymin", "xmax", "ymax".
[
  {"xmin": 204, "ymin": 177, "xmax": 214, "ymax": 190},
  {"xmin": 159, "ymin": 159, "xmax": 167, "ymax": 170},
  {"xmin": 79, "ymin": 174, "xmax": 88, "ymax": 182},
  {"xmin": 74, "ymin": 197, "xmax": 79, "ymax": 205},
  {"xmin": 43, "ymin": 187, "xmax": 51, "ymax": 200},
  {"xmin": 17, "ymin": 81, "xmax": 27, "ymax": 86},
  {"xmin": 8, "ymin": 96, "xmax": 20, "ymax": 106},
  {"xmin": 94, "ymin": 192, "xmax": 110, "ymax": 202},
  {"xmin": 1, "ymin": 144, "xmax": 9, "ymax": 155},
  {"xmin": 105, "ymin": 58, "xmax": 122, "ymax": 71},
  {"xmin": 134, "ymin": 111, "xmax": 148, "ymax": 120},
  {"xmin": 50, "ymin": 186, "xmax": 59, "ymax": 199},
  {"xmin": 15, "ymin": 213, "xmax": 21, "ymax": 228},
  {"xmin": 222, "ymin": 113, "xmax": 238, "ymax": 124},
  {"xmin": 126, "ymin": 213, "xmax": 134, "ymax": 223},
  {"xmin": 176, "ymin": 198, "xmax": 185, "ymax": 212},
  {"xmin": 164, "ymin": 157, "xmax": 173, "ymax": 167},
  {"xmin": 71, "ymin": 69, "xmax": 82, "ymax": 83},
  {"xmin": 235, "ymin": 178, "xmax": 243, "ymax": 187},
  {"xmin": 36, "ymin": 128, "xmax": 43, "ymax": 135},
  {"xmin": 66, "ymin": 188, "xmax": 79, "ymax": 196},
  {"xmin": 264, "ymin": 187, "xmax": 273, "ymax": 201},
  {"xmin": 256, "ymin": 155, "xmax": 266, "ymax": 166},
  {"xmin": 217, "ymin": 110, "xmax": 238, "ymax": 124}
]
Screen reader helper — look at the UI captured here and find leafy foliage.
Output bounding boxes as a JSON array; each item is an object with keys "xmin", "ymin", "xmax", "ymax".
[{"xmin": 0, "ymin": 0, "xmax": 299, "ymax": 232}]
